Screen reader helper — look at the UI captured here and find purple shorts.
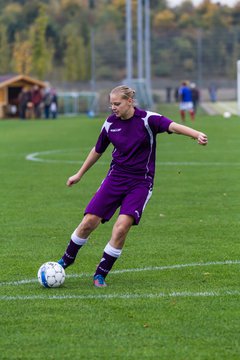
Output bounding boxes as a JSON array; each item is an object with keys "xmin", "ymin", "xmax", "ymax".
[{"xmin": 84, "ymin": 174, "xmax": 153, "ymax": 225}]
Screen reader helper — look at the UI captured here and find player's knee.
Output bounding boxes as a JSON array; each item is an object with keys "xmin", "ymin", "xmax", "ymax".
[
  {"xmin": 114, "ymin": 220, "xmax": 130, "ymax": 239},
  {"xmin": 79, "ymin": 214, "xmax": 100, "ymax": 235}
]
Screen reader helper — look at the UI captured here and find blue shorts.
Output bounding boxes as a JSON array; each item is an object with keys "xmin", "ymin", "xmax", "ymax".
[{"xmin": 85, "ymin": 174, "xmax": 153, "ymax": 225}]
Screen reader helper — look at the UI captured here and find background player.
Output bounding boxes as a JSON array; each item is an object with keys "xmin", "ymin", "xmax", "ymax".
[{"xmin": 178, "ymin": 81, "xmax": 195, "ymax": 122}]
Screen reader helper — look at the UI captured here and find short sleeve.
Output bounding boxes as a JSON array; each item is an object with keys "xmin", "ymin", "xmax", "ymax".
[
  {"xmin": 148, "ymin": 114, "xmax": 173, "ymax": 134},
  {"xmin": 95, "ymin": 122, "xmax": 111, "ymax": 154}
]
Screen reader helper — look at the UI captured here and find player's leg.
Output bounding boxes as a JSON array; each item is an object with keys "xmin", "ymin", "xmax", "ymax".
[
  {"xmin": 58, "ymin": 214, "xmax": 101, "ymax": 269},
  {"xmin": 179, "ymin": 103, "xmax": 186, "ymax": 122},
  {"xmin": 93, "ymin": 214, "xmax": 134, "ymax": 287},
  {"xmin": 94, "ymin": 178, "xmax": 152, "ymax": 287},
  {"xmin": 180, "ymin": 110, "xmax": 185, "ymax": 122},
  {"xmin": 59, "ymin": 175, "xmax": 124, "ymax": 270},
  {"xmin": 187, "ymin": 102, "xmax": 195, "ymax": 121},
  {"xmin": 189, "ymin": 109, "xmax": 195, "ymax": 121}
]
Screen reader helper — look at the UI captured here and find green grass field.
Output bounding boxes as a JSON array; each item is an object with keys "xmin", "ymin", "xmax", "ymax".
[{"xmin": 0, "ymin": 106, "xmax": 240, "ymax": 359}]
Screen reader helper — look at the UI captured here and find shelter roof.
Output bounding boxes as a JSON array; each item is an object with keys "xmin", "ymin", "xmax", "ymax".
[{"xmin": 0, "ymin": 74, "xmax": 46, "ymax": 89}]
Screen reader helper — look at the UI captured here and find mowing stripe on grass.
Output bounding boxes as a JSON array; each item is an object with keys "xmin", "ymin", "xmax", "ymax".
[
  {"xmin": 0, "ymin": 259, "xmax": 239, "ymax": 287},
  {"xmin": 0, "ymin": 290, "xmax": 240, "ymax": 301},
  {"xmin": 215, "ymin": 102, "xmax": 237, "ymax": 115},
  {"xmin": 26, "ymin": 150, "xmax": 240, "ymax": 166}
]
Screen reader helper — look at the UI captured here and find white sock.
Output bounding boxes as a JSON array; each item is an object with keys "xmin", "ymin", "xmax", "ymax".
[
  {"xmin": 104, "ymin": 242, "xmax": 122, "ymax": 258},
  {"xmin": 71, "ymin": 230, "xmax": 88, "ymax": 246}
]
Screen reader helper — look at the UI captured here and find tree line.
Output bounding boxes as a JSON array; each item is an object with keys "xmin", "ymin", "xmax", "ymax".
[{"xmin": 0, "ymin": 0, "xmax": 240, "ymax": 83}]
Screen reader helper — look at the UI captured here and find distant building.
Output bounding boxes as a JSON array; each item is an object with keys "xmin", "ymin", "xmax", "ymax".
[{"xmin": 0, "ymin": 74, "xmax": 46, "ymax": 119}]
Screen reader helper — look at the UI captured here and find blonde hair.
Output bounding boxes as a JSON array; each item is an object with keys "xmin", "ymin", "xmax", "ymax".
[{"xmin": 110, "ymin": 85, "xmax": 136, "ymax": 100}]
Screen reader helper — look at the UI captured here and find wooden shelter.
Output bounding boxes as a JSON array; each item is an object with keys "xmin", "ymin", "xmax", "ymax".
[{"xmin": 0, "ymin": 74, "xmax": 46, "ymax": 118}]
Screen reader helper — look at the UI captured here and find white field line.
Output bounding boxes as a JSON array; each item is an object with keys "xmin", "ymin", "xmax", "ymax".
[
  {"xmin": 1, "ymin": 259, "xmax": 239, "ymax": 287},
  {"xmin": 25, "ymin": 150, "xmax": 81, "ymax": 164},
  {"xmin": 1, "ymin": 290, "xmax": 240, "ymax": 302},
  {"xmin": 25, "ymin": 150, "xmax": 240, "ymax": 166}
]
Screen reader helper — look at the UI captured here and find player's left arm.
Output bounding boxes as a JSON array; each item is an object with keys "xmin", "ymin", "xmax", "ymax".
[{"xmin": 168, "ymin": 122, "xmax": 208, "ymax": 146}]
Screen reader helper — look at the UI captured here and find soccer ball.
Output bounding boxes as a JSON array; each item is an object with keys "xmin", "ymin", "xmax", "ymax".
[
  {"xmin": 223, "ymin": 111, "xmax": 231, "ymax": 118},
  {"xmin": 38, "ymin": 261, "xmax": 65, "ymax": 288}
]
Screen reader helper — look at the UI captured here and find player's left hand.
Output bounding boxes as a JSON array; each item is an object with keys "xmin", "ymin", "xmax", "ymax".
[{"xmin": 197, "ymin": 132, "xmax": 208, "ymax": 146}]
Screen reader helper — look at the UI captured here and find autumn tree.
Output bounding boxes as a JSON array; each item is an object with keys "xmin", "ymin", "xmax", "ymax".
[
  {"xmin": 63, "ymin": 28, "xmax": 88, "ymax": 81},
  {"xmin": 12, "ymin": 33, "xmax": 32, "ymax": 75},
  {"xmin": 30, "ymin": 4, "xmax": 54, "ymax": 79},
  {"xmin": 0, "ymin": 0, "xmax": 239, "ymax": 82},
  {"xmin": 0, "ymin": 24, "xmax": 11, "ymax": 74}
]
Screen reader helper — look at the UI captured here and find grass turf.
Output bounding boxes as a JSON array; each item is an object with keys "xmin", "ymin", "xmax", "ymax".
[{"xmin": 0, "ymin": 107, "xmax": 240, "ymax": 359}]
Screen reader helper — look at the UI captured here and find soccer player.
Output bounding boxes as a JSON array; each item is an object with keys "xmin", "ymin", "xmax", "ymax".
[
  {"xmin": 178, "ymin": 81, "xmax": 195, "ymax": 122},
  {"xmin": 58, "ymin": 85, "xmax": 208, "ymax": 287}
]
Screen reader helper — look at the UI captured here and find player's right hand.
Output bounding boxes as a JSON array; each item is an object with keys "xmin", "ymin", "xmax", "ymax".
[{"xmin": 66, "ymin": 174, "xmax": 80, "ymax": 187}]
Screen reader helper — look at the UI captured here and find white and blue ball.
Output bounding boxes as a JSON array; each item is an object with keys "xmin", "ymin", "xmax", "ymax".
[{"xmin": 38, "ymin": 261, "xmax": 65, "ymax": 288}]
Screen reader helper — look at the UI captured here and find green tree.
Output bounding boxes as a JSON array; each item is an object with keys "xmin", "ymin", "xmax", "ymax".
[
  {"xmin": 0, "ymin": 0, "xmax": 240, "ymax": 83},
  {"xmin": 0, "ymin": 3, "xmax": 23, "ymax": 42},
  {"xmin": 0, "ymin": 24, "xmax": 11, "ymax": 74},
  {"xmin": 30, "ymin": 4, "xmax": 53, "ymax": 79},
  {"xmin": 153, "ymin": 9, "xmax": 176, "ymax": 31},
  {"xmin": 12, "ymin": 32, "xmax": 32, "ymax": 75},
  {"xmin": 63, "ymin": 31, "xmax": 88, "ymax": 81}
]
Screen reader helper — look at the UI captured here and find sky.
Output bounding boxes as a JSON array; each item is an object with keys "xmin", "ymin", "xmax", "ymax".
[{"xmin": 167, "ymin": 0, "xmax": 239, "ymax": 7}]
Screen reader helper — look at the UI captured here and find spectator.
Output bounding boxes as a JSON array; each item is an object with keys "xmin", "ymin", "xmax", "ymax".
[
  {"xmin": 190, "ymin": 83, "xmax": 200, "ymax": 113},
  {"xmin": 208, "ymin": 83, "xmax": 217, "ymax": 102},
  {"xmin": 166, "ymin": 87, "xmax": 172, "ymax": 103},
  {"xmin": 18, "ymin": 87, "xmax": 31, "ymax": 120},
  {"xmin": 50, "ymin": 89, "xmax": 58, "ymax": 119},
  {"xmin": 174, "ymin": 87, "xmax": 179, "ymax": 102},
  {"xmin": 43, "ymin": 87, "xmax": 52, "ymax": 119},
  {"xmin": 31, "ymin": 85, "xmax": 43, "ymax": 119}
]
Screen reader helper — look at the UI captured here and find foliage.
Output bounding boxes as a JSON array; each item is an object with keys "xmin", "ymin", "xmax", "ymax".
[
  {"xmin": 63, "ymin": 31, "xmax": 88, "ymax": 81},
  {"xmin": 30, "ymin": 4, "xmax": 53, "ymax": 79},
  {"xmin": 0, "ymin": 25, "xmax": 11, "ymax": 73},
  {"xmin": 153, "ymin": 9, "xmax": 176, "ymax": 30},
  {"xmin": 0, "ymin": 0, "xmax": 240, "ymax": 81},
  {"xmin": 12, "ymin": 33, "xmax": 32, "ymax": 75}
]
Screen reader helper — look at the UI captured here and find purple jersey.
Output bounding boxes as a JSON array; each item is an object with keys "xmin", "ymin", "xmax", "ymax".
[{"xmin": 95, "ymin": 107, "xmax": 172, "ymax": 180}]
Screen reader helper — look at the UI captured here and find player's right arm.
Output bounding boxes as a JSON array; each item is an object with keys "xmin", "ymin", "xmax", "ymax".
[
  {"xmin": 67, "ymin": 118, "xmax": 111, "ymax": 187},
  {"xmin": 66, "ymin": 147, "xmax": 102, "ymax": 187}
]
